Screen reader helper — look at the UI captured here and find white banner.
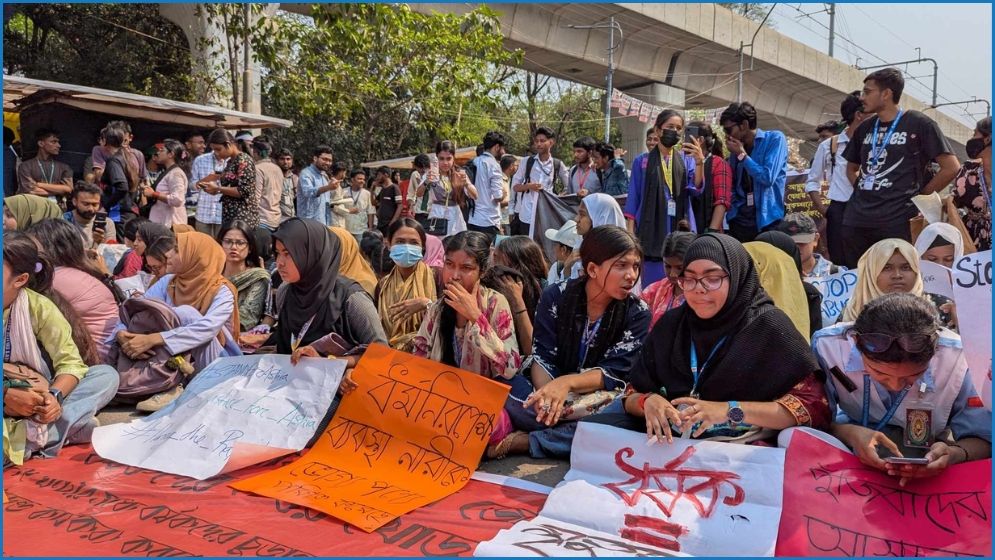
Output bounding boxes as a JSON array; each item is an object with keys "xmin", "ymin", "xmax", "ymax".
[
  {"xmin": 476, "ymin": 422, "xmax": 785, "ymax": 557},
  {"xmin": 808, "ymin": 269, "xmax": 858, "ymax": 326},
  {"xmin": 919, "ymin": 260, "xmax": 955, "ymax": 299},
  {"xmin": 92, "ymin": 354, "xmax": 345, "ymax": 479},
  {"xmin": 952, "ymin": 250, "xmax": 992, "ymax": 409}
]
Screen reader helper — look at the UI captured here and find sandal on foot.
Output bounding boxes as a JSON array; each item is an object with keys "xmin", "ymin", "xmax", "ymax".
[{"xmin": 486, "ymin": 430, "xmax": 528, "ymax": 460}]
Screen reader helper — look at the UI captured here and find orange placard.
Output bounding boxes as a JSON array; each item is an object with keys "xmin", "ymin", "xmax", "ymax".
[{"xmin": 230, "ymin": 343, "xmax": 511, "ymax": 532}]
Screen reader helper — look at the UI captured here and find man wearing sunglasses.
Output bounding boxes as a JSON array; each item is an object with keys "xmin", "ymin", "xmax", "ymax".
[
  {"xmin": 719, "ymin": 102, "xmax": 788, "ymax": 244},
  {"xmin": 810, "ymin": 293, "xmax": 990, "ymax": 488}
]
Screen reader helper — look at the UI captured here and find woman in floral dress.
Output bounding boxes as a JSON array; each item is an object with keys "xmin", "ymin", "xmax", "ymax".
[
  {"xmin": 951, "ymin": 116, "xmax": 992, "ymax": 251},
  {"xmin": 199, "ymin": 129, "xmax": 259, "ymax": 229}
]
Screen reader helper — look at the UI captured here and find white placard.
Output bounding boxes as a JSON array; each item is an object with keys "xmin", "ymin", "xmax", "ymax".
[
  {"xmin": 474, "ymin": 516, "xmax": 685, "ymax": 557},
  {"xmin": 951, "ymin": 250, "xmax": 992, "ymax": 409},
  {"xmin": 808, "ymin": 269, "xmax": 858, "ymax": 326},
  {"xmin": 919, "ymin": 260, "xmax": 954, "ymax": 299},
  {"xmin": 92, "ymin": 354, "xmax": 344, "ymax": 480},
  {"xmin": 476, "ymin": 422, "xmax": 785, "ymax": 557}
]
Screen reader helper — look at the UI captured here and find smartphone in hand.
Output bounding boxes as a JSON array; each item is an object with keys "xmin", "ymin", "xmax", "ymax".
[
  {"xmin": 884, "ymin": 456, "xmax": 929, "ymax": 465},
  {"xmin": 93, "ymin": 211, "xmax": 108, "ymax": 231}
]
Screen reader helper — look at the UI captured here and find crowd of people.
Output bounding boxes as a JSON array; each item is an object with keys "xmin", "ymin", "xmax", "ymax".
[{"xmin": 2, "ymin": 67, "xmax": 991, "ymax": 490}]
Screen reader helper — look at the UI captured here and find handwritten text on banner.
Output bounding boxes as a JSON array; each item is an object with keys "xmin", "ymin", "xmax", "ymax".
[
  {"xmin": 231, "ymin": 343, "xmax": 511, "ymax": 532},
  {"xmin": 92, "ymin": 354, "xmax": 344, "ymax": 480},
  {"xmin": 776, "ymin": 429, "xmax": 991, "ymax": 556}
]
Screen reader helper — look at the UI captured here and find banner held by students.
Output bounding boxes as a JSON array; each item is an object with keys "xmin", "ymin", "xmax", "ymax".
[
  {"xmin": 919, "ymin": 260, "xmax": 955, "ymax": 299},
  {"xmin": 231, "ymin": 343, "xmax": 511, "ymax": 532},
  {"xmin": 92, "ymin": 354, "xmax": 344, "ymax": 480},
  {"xmin": 809, "ymin": 268, "xmax": 858, "ymax": 325},
  {"xmin": 951, "ymin": 250, "xmax": 992, "ymax": 408},
  {"xmin": 776, "ymin": 429, "xmax": 992, "ymax": 556}
]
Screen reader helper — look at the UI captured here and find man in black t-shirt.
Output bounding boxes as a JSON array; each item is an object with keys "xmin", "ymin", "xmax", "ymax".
[
  {"xmin": 375, "ymin": 176, "xmax": 402, "ymax": 237},
  {"xmin": 841, "ymin": 68, "xmax": 959, "ymax": 268}
]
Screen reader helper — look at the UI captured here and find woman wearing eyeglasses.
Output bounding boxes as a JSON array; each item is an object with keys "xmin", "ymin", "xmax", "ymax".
[
  {"xmin": 586, "ymin": 233, "xmax": 829, "ymax": 444},
  {"xmin": 812, "ymin": 292, "xmax": 990, "ymax": 487},
  {"xmin": 219, "ymin": 220, "xmax": 270, "ymax": 332}
]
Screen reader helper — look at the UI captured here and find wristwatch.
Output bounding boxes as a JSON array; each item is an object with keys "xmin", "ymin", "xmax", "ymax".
[
  {"xmin": 726, "ymin": 401, "xmax": 745, "ymax": 426},
  {"xmin": 48, "ymin": 387, "xmax": 65, "ymax": 405}
]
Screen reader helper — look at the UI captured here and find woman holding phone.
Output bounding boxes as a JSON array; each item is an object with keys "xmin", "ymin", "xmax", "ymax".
[{"xmin": 811, "ymin": 292, "xmax": 990, "ymax": 487}]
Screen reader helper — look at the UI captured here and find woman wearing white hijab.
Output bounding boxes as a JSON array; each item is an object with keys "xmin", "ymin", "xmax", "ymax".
[
  {"xmin": 575, "ymin": 193, "xmax": 625, "ymax": 236},
  {"xmin": 915, "ymin": 222, "xmax": 965, "ymax": 269}
]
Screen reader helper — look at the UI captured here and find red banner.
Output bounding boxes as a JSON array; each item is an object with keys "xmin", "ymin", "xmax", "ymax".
[
  {"xmin": 776, "ymin": 430, "xmax": 991, "ymax": 557},
  {"xmin": 3, "ymin": 445, "xmax": 546, "ymax": 557}
]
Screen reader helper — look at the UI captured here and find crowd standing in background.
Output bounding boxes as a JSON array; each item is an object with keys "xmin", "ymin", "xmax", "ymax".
[{"xmin": 2, "ymin": 68, "xmax": 991, "ymax": 495}]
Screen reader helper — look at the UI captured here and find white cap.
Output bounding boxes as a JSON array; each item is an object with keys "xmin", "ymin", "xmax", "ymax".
[
  {"xmin": 235, "ymin": 132, "xmax": 254, "ymax": 143},
  {"xmin": 545, "ymin": 220, "xmax": 581, "ymax": 250}
]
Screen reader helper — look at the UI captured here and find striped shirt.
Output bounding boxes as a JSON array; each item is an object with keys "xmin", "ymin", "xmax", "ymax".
[{"xmin": 191, "ymin": 153, "xmax": 228, "ymax": 225}]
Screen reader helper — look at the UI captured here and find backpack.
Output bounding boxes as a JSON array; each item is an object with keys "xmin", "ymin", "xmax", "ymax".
[
  {"xmin": 523, "ymin": 155, "xmax": 566, "ymax": 194},
  {"xmin": 108, "ymin": 298, "xmax": 192, "ymax": 402}
]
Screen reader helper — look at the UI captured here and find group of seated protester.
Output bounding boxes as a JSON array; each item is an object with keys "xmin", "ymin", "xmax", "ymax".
[{"xmin": 3, "ymin": 208, "xmax": 989, "ymax": 485}]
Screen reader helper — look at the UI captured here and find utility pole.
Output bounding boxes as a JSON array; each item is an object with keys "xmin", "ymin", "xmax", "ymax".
[
  {"xmin": 736, "ymin": 4, "xmax": 777, "ymax": 103},
  {"xmin": 567, "ymin": 17, "xmax": 623, "ymax": 142},
  {"xmin": 827, "ymin": 3, "xmax": 836, "ymax": 58}
]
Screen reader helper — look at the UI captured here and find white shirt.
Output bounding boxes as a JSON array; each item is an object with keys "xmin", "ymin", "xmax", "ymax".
[
  {"xmin": 804, "ymin": 131, "xmax": 853, "ymax": 202},
  {"xmin": 344, "ymin": 187, "xmax": 374, "ymax": 235},
  {"xmin": 510, "ymin": 154, "xmax": 570, "ymax": 224},
  {"xmin": 468, "ymin": 152, "xmax": 504, "ymax": 228}
]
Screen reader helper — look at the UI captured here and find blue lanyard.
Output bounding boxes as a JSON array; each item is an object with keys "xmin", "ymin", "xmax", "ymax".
[
  {"xmin": 3, "ymin": 315, "xmax": 10, "ymax": 363},
  {"xmin": 861, "ymin": 374, "xmax": 910, "ymax": 432},
  {"xmin": 868, "ymin": 110, "xmax": 904, "ymax": 170},
  {"xmin": 689, "ymin": 337, "xmax": 727, "ymax": 396},
  {"xmin": 578, "ymin": 316, "xmax": 603, "ymax": 366}
]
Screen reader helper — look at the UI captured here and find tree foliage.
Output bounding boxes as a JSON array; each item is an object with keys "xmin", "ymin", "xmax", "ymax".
[
  {"xmin": 2, "ymin": 3, "xmax": 199, "ymax": 101},
  {"xmin": 718, "ymin": 3, "xmax": 776, "ymax": 26},
  {"xmin": 256, "ymin": 4, "xmax": 519, "ymax": 165}
]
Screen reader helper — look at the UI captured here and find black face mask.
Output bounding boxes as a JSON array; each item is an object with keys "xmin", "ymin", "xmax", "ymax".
[
  {"xmin": 966, "ymin": 137, "xmax": 990, "ymax": 160},
  {"xmin": 659, "ymin": 128, "xmax": 681, "ymax": 148}
]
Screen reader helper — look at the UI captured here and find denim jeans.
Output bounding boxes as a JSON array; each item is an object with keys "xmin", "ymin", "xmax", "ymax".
[
  {"xmin": 504, "ymin": 374, "xmax": 579, "ymax": 459},
  {"xmin": 37, "ymin": 364, "xmax": 120, "ymax": 458}
]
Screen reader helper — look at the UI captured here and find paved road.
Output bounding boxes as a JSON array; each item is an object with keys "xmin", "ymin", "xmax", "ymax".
[{"xmin": 96, "ymin": 405, "xmax": 570, "ymax": 488}]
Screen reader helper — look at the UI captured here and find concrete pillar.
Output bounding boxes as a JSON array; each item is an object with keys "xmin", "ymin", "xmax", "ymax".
[
  {"xmin": 158, "ymin": 3, "xmax": 273, "ymax": 116},
  {"xmin": 617, "ymin": 83, "xmax": 686, "ymax": 167}
]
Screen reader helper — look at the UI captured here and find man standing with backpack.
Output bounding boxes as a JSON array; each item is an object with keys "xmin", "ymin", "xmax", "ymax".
[{"xmin": 510, "ymin": 126, "xmax": 570, "ymax": 236}]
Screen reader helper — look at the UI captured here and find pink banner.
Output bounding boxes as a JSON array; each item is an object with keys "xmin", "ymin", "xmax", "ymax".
[{"xmin": 776, "ymin": 430, "xmax": 991, "ymax": 556}]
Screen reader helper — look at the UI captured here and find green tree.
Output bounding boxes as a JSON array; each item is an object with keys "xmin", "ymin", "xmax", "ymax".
[
  {"xmin": 256, "ymin": 4, "xmax": 519, "ymax": 164},
  {"xmin": 2, "ymin": 4, "xmax": 200, "ymax": 102},
  {"xmin": 718, "ymin": 3, "xmax": 776, "ymax": 26}
]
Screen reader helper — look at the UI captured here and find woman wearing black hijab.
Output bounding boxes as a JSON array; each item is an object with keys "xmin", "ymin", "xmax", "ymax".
[
  {"xmin": 586, "ymin": 233, "xmax": 829, "ymax": 444},
  {"xmin": 755, "ymin": 230, "xmax": 824, "ymax": 336},
  {"xmin": 268, "ymin": 219, "xmax": 387, "ymax": 390}
]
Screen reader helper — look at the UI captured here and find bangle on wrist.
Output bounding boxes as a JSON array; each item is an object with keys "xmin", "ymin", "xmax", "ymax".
[
  {"xmin": 951, "ymin": 443, "xmax": 970, "ymax": 463},
  {"xmin": 637, "ymin": 393, "xmax": 651, "ymax": 411},
  {"xmin": 512, "ymin": 308, "xmax": 527, "ymax": 315}
]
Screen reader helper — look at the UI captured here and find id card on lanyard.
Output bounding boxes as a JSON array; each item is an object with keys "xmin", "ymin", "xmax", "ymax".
[
  {"xmin": 861, "ymin": 110, "xmax": 904, "ymax": 191},
  {"xmin": 734, "ymin": 163, "xmax": 755, "ymax": 207},
  {"xmin": 688, "ymin": 337, "xmax": 727, "ymax": 399},
  {"xmin": 661, "ymin": 156, "xmax": 677, "ymax": 217},
  {"xmin": 860, "ymin": 373, "xmax": 912, "ymax": 432}
]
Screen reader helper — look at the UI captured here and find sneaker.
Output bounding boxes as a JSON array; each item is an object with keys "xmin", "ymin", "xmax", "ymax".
[
  {"xmin": 67, "ymin": 416, "xmax": 100, "ymax": 444},
  {"xmin": 136, "ymin": 385, "xmax": 184, "ymax": 413}
]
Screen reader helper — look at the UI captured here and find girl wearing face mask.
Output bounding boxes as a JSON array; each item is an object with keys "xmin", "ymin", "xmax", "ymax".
[
  {"xmin": 951, "ymin": 116, "xmax": 991, "ymax": 250},
  {"xmin": 488, "ymin": 226, "xmax": 651, "ymax": 460},
  {"xmin": 375, "ymin": 218, "xmax": 438, "ymax": 351},
  {"xmin": 587, "ymin": 233, "xmax": 829, "ymax": 445},
  {"xmin": 841, "ymin": 238, "xmax": 956, "ymax": 331},
  {"xmin": 624, "ymin": 109, "xmax": 697, "ymax": 286},
  {"xmin": 410, "ymin": 231, "xmax": 521, "ymax": 379}
]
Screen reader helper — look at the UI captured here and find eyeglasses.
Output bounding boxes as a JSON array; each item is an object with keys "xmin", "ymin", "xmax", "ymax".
[
  {"xmin": 676, "ymin": 274, "xmax": 728, "ymax": 292},
  {"xmin": 221, "ymin": 239, "xmax": 248, "ymax": 248},
  {"xmin": 853, "ymin": 332, "xmax": 935, "ymax": 354}
]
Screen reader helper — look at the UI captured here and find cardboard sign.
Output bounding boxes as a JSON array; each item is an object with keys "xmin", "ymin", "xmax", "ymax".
[
  {"xmin": 777, "ymin": 430, "xmax": 992, "ymax": 556},
  {"xmin": 952, "ymin": 250, "xmax": 993, "ymax": 408},
  {"xmin": 232, "ymin": 343, "xmax": 511, "ymax": 532},
  {"xmin": 919, "ymin": 260, "xmax": 954, "ymax": 299},
  {"xmin": 808, "ymin": 269, "xmax": 859, "ymax": 325},
  {"xmin": 3, "ymin": 445, "xmax": 547, "ymax": 557},
  {"xmin": 92, "ymin": 354, "xmax": 344, "ymax": 480}
]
